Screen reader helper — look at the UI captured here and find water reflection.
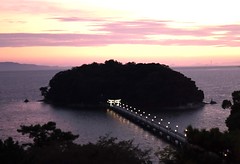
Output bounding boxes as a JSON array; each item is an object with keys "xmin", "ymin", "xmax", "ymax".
[
  {"xmin": 106, "ymin": 109, "xmax": 168, "ymax": 148},
  {"xmin": 106, "ymin": 108, "xmax": 169, "ymax": 163}
]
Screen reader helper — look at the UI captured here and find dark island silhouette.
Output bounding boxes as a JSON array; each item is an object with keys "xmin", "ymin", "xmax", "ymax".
[{"xmin": 41, "ymin": 60, "xmax": 204, "ymax": 110}]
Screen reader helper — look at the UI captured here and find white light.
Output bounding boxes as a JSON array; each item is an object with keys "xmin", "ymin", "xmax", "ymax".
[
  {"xmin": 154, "ymin": 116, "xmax": 157, "ymax": 118},
  {"xmin": 175, "ymin": 130, "xmax": 177, "ymax": 132},
  {"xmin": 166, "ymin": 125, "xmax": 168, "ymax": 128},
  {"xmin": 184, "ymin": 134, "xmax": 187, "ymax": 137},
  {"xmin": 168, "ymin": 122, "xmax": 170, "ymax": 125},
  {"xmin": 131, "ymin": 110, "xmax": 133, "ymax": 112},
  {"xmin": 152, "ymin": 119, "xmax": 154, "ymax": 121},
  {"xmin": 146, "ymin": 116, "xmax": 148, "ymax": 119},
  {"xmin": 176, "ymin": 125, "xmax": 179, "ymax": 128},
  {"xmin": 143, "ymin": 112, "xmax": 145, "ymax": 114},
  {"xmin": 161, "ymin": 119, "xmax": 163, "ymax": 121},
  {"xmin": 134, "ymin": 108, "xmax": 136, "ymax": 110},
  {"xmin": 148, "ymin": 114, "xmax": 151, "ymax": 116},
  {"xmin": 158, "ymin": 122, "xmax": 161, "ymax": 124},
  {"xmin": 140, "ymin": 114, "xmax": 142, "ymax": 116},
  {"xmin": 138, "ymin": 110, "xmax": 140, "ymax": 112},
  {"xmin": 135, "ymin": 112, "xmax": 137, "ymax": 114}
]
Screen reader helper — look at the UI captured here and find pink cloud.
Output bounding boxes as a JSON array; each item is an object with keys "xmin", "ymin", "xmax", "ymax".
[
  {"xmin": 50, "ymin": 17, "xmax": 104, "ymax": 22},
  {"xmin": 0, "ymin": 19, "xmax": 239, "ymax": 47}
]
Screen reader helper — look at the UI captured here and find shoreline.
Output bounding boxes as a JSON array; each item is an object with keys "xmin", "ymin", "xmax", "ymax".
[{"xmin": 40, "ymin": 99, "xmax": 205, "ymax": 111}]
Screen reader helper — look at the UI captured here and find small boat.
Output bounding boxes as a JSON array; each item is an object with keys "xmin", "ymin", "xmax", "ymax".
[
  {"xmin": 24, "ymin": 99, "xmax": 29, "ymax": 103},
  {"xmin": 210, "ymin": 99, "xmax": 217, "ymax": 104}
]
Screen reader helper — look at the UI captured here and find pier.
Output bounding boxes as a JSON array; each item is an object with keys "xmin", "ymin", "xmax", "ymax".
[{"xmin": 107, "ymin": 99, "xmax": 187, "ymax": 147}]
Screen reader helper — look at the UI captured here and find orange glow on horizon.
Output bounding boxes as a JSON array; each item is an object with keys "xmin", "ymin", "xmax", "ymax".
[
  {"xmin": 0, "ymin": 45, "xmax": 239, "ymax": 67},
  {"xmin": 0, "ymin": 0, "xmax": 239, "ymax": 67}
]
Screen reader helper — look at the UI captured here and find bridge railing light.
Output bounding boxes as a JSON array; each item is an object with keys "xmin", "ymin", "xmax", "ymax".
[
  {"xmin": 158, "ymin": 122, "xmax": 161, "ymax": 124},
  {"xmin": 175, "ymin": 125, "xmax": 179, "ymax": 133},
  {"xmin": 148, "ymin": 114, "xmax": 151, "ymax": 116},
  {"xmin": 146, "ymin": 116, "xmax": 148, "ymax": 119},
  {"xmin": 152, "ymin": 119, "xmax": 154, "ymax": 122},
  {"xmin": 154, "ymin": 116, "xmax": 157, "ymax": 119},
  {"xmin": 184, "ymin": 129, "xmax": 188, "ymax": 137}
]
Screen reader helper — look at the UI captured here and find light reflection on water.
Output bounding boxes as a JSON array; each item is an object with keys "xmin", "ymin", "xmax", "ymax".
[
  {"xmin": 0, "ymin": 67, "xmax": 240, "ymax": 163},
  {"xmin": 0, "ymin": 101, "xmax": 167, "ymax": 154}
]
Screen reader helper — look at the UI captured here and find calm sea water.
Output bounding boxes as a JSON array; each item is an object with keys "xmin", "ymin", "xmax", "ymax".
[{"xmin": 0, "ymin": 67, "xmax": 240, "ymax": 155}]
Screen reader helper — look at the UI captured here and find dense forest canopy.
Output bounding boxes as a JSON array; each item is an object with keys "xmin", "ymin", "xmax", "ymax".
[{"xmin": 41, "ymin": 60, "xmax": 204, "ymax": 110}]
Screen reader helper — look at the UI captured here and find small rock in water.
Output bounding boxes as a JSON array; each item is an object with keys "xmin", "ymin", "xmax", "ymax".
[
  {"xmin": 24, "ymin": 99, "xmax": 29, "ymax": 103},
  {"xmin": 210, "ymin": 99, "xmax": 217, "ymax": 104}
]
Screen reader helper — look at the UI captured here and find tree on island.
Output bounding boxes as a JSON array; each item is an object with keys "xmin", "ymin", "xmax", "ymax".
[{"xmin": 41, "ymin": 60, "xmax": 204, "ymax": 110}]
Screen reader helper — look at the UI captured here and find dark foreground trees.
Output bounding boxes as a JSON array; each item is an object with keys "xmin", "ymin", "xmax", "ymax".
[
  {"xmin": 158, "ymin": 90, "xmax": 240, "ymax": 164},
  {"xmin": 0, "ymin": 122, "xmax": 151, "ymax": 164},
  {"xmin": 2, "ymin": 90, "xmax": 239, "ymax": 163},
  {"xmin": 0, "ymin": 137, "xmax": 25, "ymax": 164},
  {"xmin": 222, "ymin": 91, "xmax": 240, "ymax": 131}
]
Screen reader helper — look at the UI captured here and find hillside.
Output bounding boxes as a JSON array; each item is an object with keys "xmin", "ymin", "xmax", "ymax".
[
  {"xmin": 0, "ymin": 62, "xmax": 64, "ymax": 71},
  {"xmin": 41, "ymin": 60, "xmax": 204, "ymax": 110}
]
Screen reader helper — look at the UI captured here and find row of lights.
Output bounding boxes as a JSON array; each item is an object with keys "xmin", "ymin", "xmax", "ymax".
[
  {"xmin": 112, "ymin": 103, "xmax": 223, "ymax": 157},
  {"xmin": 119, "ymin": 103, "xmax": 184, "ymax": 134}
]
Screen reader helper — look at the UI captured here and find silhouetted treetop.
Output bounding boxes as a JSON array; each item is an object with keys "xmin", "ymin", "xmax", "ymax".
[
  {"xmin": 0, "ymin": 122, "xmax": 151, "ymax": 164},
  {"xmin": 41, "ymin": 60, "xmax": 204, "ymax": 110},
  {"xmin": 222, "ymin": 91, "xmax": 240, "ymax": 131}
]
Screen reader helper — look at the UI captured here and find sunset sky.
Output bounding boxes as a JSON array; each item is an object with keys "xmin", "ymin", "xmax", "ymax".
[{"xmin": 0, "ymin": 0, "xmax": 239, "ymax": 67}]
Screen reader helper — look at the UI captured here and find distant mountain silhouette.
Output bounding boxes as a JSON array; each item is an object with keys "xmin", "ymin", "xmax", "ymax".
[{"xmin": 0, "ymin": 62, "xmax": 66, "ymax": 71}]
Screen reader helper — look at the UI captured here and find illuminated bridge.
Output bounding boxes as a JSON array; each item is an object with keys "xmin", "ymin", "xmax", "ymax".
[{"xmin": 107, "ymin": 99, "xmax": 187, "ymax": 147}]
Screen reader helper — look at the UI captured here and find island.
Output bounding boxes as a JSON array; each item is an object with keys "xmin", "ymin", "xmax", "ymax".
[
  {"xmin": 41, "ymin": 60, "xmax": 204, "ymax": 110},
  {"xmin": 0, "ymin": 62, "xmax": 65, "ymax": 71}
]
